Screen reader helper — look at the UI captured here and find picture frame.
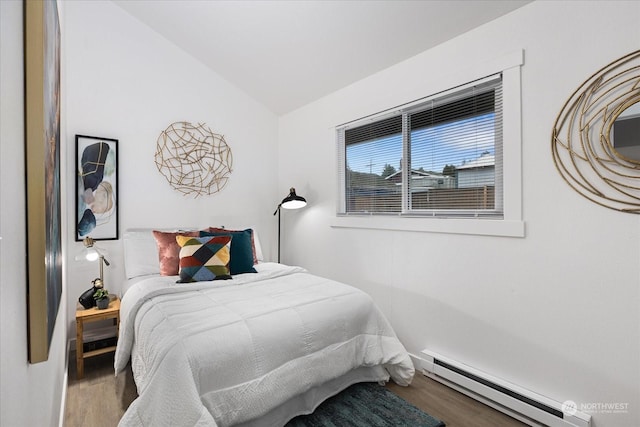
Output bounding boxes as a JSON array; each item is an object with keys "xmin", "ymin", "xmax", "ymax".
[
  {"xmin": 75, "ymin": 135, "xmax": 119, "ymax": 241},
  {"xmin": 25, "ymin": 0, "xmax": 62, "ymax": 363}
]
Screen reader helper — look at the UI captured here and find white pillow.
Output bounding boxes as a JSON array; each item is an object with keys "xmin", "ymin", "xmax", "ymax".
[
  {"xmin": 123, "ymin": 229, "xmax": 160, "ymax": 279},
  {"xmin": 252, "ymin": 229, "xmax": 264, "ymax": 262}
]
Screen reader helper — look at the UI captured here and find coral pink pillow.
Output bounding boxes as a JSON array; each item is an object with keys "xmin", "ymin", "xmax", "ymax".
[{"xmin": 152, "ymin": 230, "xmax": 200, "ymax": 276}]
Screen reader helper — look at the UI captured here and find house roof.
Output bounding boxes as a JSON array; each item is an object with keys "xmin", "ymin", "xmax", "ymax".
[
  {"xmin": 385, "ymin": 169, "xmax": 446, "ymax": 180},
  {"xmin": 457, "ymin": 154, "xmax": 495, "ymax": 170}
]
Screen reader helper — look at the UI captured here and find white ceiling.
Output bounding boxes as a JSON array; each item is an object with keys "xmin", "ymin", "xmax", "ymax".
[{"xmin": 113, "ymin": 0, "xmax": 531, "ymax": 115}]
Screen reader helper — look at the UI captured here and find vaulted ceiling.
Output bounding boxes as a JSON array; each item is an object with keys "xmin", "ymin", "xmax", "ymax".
[{"xmin": 114, "ymin": 0, "xmax": 531, "ymax": 115}]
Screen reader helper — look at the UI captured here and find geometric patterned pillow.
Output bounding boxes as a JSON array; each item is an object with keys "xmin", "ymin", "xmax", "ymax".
[{"xmin": 175, "ymin": 235, "xmax": 232, "ymax": 283}]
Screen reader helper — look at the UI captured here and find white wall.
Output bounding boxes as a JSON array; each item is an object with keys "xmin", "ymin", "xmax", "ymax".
[
  {"xmin": 62, "ymin": 1, "xmax": 280, "ymax": 339},
  {"xmin": 278, "ymin": 1, "xmax": 640, "ymax": 426},
  {"xmin": 0, "ymin": 1, "xmax": 68, "ymax": 426}
]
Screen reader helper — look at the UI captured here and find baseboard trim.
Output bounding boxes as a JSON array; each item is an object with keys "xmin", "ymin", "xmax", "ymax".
[
  {"xmin": 409, "ymin": 352, "xmax": 543, "ymax": 426},
  {"xmin": 59, "ymin": 339, "xmax": 70, "ymax": 427}
]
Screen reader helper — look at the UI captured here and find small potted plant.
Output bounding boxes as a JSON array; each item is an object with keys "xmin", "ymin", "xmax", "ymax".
[{"xmin": 93, "ymin": 288, "xmax": 110, "ymax": 309}]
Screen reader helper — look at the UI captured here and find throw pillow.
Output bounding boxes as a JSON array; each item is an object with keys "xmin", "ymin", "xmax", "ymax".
[
  {"xmin": 176, "ymin": 235, "xmax": 232, "ymax": 283},
  {"xmin": 152, "ymin": 230, "xmax": 200, "ymax": 276},
  {"xmin": 201, "ymin": 229, "xmax": 257, "ymax": 274},
  {"xmin": 208, "ymin": 227, "xmax": 258, "ymax": 265}
]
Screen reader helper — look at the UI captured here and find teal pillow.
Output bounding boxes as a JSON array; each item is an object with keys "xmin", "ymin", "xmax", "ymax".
[{"xmin": 200, "ymin": 229, "xmax": 257, "ymax": 275}]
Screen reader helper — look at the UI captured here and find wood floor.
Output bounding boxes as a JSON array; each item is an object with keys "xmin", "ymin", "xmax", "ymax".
[
  {"xmin": 64, "ymin": 351, "xmax": 527, "ymax": 427},
  {"xmin": 386, "ymin": 375, "xmax": 527, "ymax": 427}
]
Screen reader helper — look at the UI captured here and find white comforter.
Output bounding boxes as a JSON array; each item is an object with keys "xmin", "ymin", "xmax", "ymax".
[{"xmin": 115, "ymin": 263, "xmax": 414, "ymax": 427}]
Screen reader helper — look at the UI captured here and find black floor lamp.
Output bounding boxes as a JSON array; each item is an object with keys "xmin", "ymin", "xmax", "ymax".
[{"xmin": 273, "ymin": 187, "xmax": 307, "ymax": 263}]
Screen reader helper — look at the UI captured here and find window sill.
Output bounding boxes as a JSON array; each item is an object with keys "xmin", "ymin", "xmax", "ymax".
[{"xmin": 330, "ymin": 216, "xmax": 525, "ymax": 238}]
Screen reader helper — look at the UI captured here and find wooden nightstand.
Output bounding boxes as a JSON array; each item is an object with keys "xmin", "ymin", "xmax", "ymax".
[{"xmin": 75, "ymin": 296, "xmax": 120, "ymax": 379}]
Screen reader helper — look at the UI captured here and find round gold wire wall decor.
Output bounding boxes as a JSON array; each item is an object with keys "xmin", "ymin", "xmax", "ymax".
[
  {"xmin": 155, "ymin": 121, "xmax": 233, "ymax": 197},
  {"xmin": 551, "ymin": 50, "xmax": 640, "ymax": 213}
]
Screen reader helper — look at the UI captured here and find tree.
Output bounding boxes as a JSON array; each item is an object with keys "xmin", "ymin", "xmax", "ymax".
[
  {"xmin": 381, "ymin": 163, "xmax": 397, "ymax": 178},
  {"xmin": 443, "ymin": 164, "xmax": 456, "ymax": 176}
]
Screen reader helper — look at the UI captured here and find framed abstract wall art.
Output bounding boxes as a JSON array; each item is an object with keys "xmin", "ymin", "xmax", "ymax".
[
  {"xmin": 75, "ymin": 135, "xmax": 119, "ymax": 241},
  {"xmin": 25, "ymin": 0, "xmax": 62, "ymax": 363}
]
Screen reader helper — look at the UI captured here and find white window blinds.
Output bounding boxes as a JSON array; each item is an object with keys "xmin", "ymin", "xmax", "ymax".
[{"xmin": 337, "ymin": 74, "xmax": 503, "ymax": 218}]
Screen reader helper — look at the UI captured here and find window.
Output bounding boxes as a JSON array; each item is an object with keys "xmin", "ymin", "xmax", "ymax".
[{"xmin": 337, "ymin": 74, "xmax": 503, "ymax": 218}]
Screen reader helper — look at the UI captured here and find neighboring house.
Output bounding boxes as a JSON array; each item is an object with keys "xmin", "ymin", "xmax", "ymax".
[
  {"xmin": 384, "ymin": 169, "xmax": 456, "ymax": 191},
  {"xmin": 456, "ymin": 153, "xmax": 495, "ymax": 189}
]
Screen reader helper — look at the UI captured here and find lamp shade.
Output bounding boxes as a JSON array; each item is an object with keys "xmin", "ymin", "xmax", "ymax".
[
  {"xmin": 74, "ymin": 237, "xmax": 108, "ymax": 261},
  {"xmin": 280, "ymin": 188, "xmax": 307, "ymax": 210},
  {"xmin": 75, "ymin": 247, "xmax": 100, "ymax": 262}
]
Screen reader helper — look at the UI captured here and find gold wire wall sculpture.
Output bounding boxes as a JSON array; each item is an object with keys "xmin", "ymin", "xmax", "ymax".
[
  {"xmin": 155, "ymin": 121, "xmax": 233, "ymax": 197},
  {"xmin": 551, "ymin": 50, "xmax": 640, "ymax": 213}
]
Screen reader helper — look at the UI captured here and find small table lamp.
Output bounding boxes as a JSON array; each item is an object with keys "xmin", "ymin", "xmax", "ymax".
[
  {"xmin": 75, "ymin": 236, "xmax": 110, "ymax": 293},
  {"xmin": 273, "ymin": 187, "xmax": 307, "ymax": 263}
]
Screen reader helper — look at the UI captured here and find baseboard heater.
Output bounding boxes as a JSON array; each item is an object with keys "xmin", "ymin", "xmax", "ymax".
[{"xmin": 418, "ymin": 350, "xmax": 591, "ymax": 427}]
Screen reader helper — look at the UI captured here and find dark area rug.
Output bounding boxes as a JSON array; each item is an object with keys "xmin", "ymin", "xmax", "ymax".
[{"xmin": 286, "ymin": 382, "xmax": 446, "ymax": 427}]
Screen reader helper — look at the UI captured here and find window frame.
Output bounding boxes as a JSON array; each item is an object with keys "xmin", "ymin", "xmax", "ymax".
[{"xmin": 332, "ymin": 50, "xmax": 524, "ymax": 238}]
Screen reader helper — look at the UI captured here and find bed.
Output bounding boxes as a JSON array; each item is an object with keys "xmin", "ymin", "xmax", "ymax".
[{"xmin": 115, "ymin": 228, "xmax": 415, "ymax": 427}]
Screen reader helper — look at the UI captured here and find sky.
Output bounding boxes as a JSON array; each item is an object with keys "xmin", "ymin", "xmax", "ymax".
[{"xmin": 347, "ymin": 112, "xmax": 495, "ymax": 176}]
